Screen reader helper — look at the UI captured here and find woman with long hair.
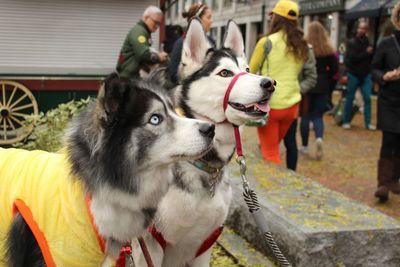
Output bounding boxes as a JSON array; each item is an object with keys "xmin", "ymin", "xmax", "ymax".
[
  {"xmin": 249, "ymin": 0, "xmax": 309, "ymax": 164},
  {"xmin": 371, "ymin": 1, "xmax": 400, "ymax": 202},
  {"xmin": 299, "ymin": 21, "xmax": 338, "ymax": 160},
  {"xmin": 168, "ymin": 3, "xmax": 214, "ymax": 85}
]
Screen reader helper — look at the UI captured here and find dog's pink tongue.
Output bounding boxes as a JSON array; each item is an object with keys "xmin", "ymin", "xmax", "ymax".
[{"xmin": 256, "ymin": 102, "xmax": 270, "ymax": 112}]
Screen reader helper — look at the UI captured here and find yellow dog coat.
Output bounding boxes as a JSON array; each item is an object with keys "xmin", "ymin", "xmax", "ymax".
[{"xmin": 0, "ymin": 148, "xmax": 105, "ymax": 267}]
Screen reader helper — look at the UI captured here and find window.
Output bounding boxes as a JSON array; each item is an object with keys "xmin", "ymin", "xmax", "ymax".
[
  {"xmin": 220, "ymin": 26, "xmax": 226, "ymax": 44},
  {"xmin": 223, "ymin": 0, "xmax": 232, "ymax": 8},
  {"xmin": 175, "ymin": 0, "xmax": 179, "ymax": 18},
  {"xmin": 184, "ymin": 0, "xmax": 192, "ymax": 11},
  {"xmin": 239, "ymin": 23, "xmax": 246, "ymax": 48},
  {"xmin": 210, "ymin": 27, "xmax": 218, "ymax": 41},
  {"xmin": 212, "ymin": 0, "xmax": 219, "ymax": 9}
]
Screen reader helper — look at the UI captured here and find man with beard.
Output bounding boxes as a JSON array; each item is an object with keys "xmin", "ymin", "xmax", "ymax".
[{"xmin": 342, "ymin": 21, "xmax": 375, "ymax": 130}]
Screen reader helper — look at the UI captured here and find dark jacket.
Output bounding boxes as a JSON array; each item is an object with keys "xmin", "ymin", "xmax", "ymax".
[
  {"xmin": 308, "ymin": 54, "xmax": 338, "ymax": 94},
  {"xmin": 168, "ymin": 35, "xmax": 216, "ymax": 84},
  {"xmin": 345, "ymin": 35, "xmax": 373, "ymax": 78},
  {"xmin": 371, "ymin": 31, "xmax": 400, "ymax": 134},
  {"xmin": 116, "ymin": 21, "xmax": 159, "ymax": 78}
]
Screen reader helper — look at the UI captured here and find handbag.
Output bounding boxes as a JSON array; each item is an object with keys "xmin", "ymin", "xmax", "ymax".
[
  {"xmin": 299, "ymin": 94, "xmax": 308, "ymax": 117},
  {"xmin": 392, "ymin": 34, "xmax": 400, "ymax": 56}
]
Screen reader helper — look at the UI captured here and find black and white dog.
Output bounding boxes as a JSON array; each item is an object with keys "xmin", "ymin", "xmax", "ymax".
[
  {"xmin": 1, "ymin": 73, "xmax": 215, "ymax": 267},
  {"xmin": 134, "ymin": 19, "xmax": 274, "ymax": 267}
]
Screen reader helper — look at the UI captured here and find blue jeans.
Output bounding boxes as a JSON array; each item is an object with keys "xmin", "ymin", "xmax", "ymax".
[
  {"xmin": 343, "ymin": 73, "xmax": 372, "ymax": 127},
  {"xmin": 284, "ymin": 119, "xmax": 298, "ymax": 171},
  {"xmin": 300, "ymin": 94, "xmax": 328, "ymax": 147}
]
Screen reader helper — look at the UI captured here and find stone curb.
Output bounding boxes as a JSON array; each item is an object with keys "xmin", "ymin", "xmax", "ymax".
[{"xmin": 225, "ymin": 158, "xmax": 400, "ymax": 267}]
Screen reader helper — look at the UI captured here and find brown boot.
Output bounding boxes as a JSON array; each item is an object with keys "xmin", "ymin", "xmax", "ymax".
[
  {"xmin": 391, "ymin": 158, "xmax": 400, "ymax": 194},
  {"xmin": 375, "ymin": 186, "xmax": 389, "ymax": 202},
  {"xmin": 374, "ymin": 159, "xmax": 392, "ymax": 202}
]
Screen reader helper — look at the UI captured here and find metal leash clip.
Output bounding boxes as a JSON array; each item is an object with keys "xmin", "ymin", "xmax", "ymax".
[{"xmin": 236, "ymin": 155, "xmax": 250, "ymax": 192}]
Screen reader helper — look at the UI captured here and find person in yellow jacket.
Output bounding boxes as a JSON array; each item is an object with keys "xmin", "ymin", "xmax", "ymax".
[{"xmin": 249, "ymin": 0, "xmax": 309, "ymax": 164}]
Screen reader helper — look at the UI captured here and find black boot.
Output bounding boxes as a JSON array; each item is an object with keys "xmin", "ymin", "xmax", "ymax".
[{"xmin": 374, "ymin": 159, "xmax": 393, "ymax": 202}]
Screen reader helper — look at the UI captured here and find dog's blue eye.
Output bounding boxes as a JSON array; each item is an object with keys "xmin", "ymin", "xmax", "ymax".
[{"xmin": 149, "ymin": 114, "xmax": 162, "ymax": 125}]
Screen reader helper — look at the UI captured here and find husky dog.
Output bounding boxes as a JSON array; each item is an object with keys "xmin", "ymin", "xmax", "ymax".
[
  {"xmin": 1, "ymin": 73, "xmax": 215, "ymax": 267},
  {"xmin": 134, "ymin": 19, "xmax": 275, "ymax": 267}
]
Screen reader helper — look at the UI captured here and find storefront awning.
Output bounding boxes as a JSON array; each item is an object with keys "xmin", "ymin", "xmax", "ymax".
[
  {"xmin": 381, "ymin": 0, "xmax": 396, "ymax": 16},
  {"xmin": 345, "ymin": 0, "xmax": 391, "ymax": 20},
  {"xmin": 300, "ymin": 0, "xmax": 343, "ymax": 16}
]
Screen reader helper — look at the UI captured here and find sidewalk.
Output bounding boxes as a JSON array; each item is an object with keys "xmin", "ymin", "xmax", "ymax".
[
  {"xmin": 212, "ymin": 98, "xmax": 400, "ymax": 266},
  {"xmin": 241, "ymin": 99, "xmax": 400, "ymax": 221}
]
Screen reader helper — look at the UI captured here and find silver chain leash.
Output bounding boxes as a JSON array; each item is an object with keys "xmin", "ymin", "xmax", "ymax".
[{"xmin": 236, "ymin": 156, "xmax": 292, "ymax": 267}]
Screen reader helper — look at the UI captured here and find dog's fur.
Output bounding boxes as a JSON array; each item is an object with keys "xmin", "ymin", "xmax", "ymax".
[
  {"xmin": 3, "ymin": 73, "xmax": 215, "ymax": 266},
  {"xmin": 133, "ymin": 19, "xmax": 275, "ymax": 267}
]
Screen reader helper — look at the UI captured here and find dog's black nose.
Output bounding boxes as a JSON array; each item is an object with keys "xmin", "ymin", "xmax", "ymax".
[
  {"xmin": 199, "ymin": 123, "xmax": 215, "ymax": 139},
  {"xmin": 260, "ymin": 78, "xmax": 276, "ymax": 93}
]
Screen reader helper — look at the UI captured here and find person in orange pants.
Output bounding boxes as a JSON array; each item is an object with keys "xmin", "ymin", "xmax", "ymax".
[
  {"xmin": 249, "ymin": 0, "xmax": 308, "ymax": 165},
  {"xmin": 258, "ymin": 104, "xmax": 299, "ymax": 163}
]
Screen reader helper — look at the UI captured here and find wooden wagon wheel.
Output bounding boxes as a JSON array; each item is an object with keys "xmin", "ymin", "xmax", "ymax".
[{"xmin": 0, "ymin": 80, "xmax": 39, "ymax": 145}]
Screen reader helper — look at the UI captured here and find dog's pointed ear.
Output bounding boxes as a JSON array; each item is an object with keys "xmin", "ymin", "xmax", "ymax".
[
  {"xmin": 182, "ymin": 18, "xmax": 212, "ymax": 64},
  {"xmin": 222, "ymin": 20, "xmax": 245, "ymax": 58},
  {"xmin": 99, "ymin": 72, "xmax": 130, "ymax": 120}
]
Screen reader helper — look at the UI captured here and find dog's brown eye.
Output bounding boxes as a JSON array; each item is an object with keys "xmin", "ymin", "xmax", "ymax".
[
  {"xmin": 246, "ymin": 67, "xmax": 250, "ymax": 73},
  {"xmin": 149, "ymin": 114, "xmax": 163, "ymax": 125},
  {"xmin": 217, "ymin": 69, "xmax": 233, "ymax": 77}
]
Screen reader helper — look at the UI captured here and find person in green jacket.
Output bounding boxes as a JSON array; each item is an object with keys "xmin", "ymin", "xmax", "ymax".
[{"xmin": 116, "ymin": 5, "xmax": 168, "ymax": 79}]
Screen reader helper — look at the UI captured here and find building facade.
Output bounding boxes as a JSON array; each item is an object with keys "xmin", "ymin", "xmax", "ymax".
[
  {"xmin": 166, "ymin": 0, "xmax": 275, "ymax": 58},
  {"xmin": 166, "ymin": 0, "xmax": 394, "ymax": 60}
]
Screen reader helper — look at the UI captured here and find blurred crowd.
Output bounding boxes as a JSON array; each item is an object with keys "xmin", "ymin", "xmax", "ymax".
[{"xmin": 116, "ymin": 1, "xmax": 400, "ymax": 202}]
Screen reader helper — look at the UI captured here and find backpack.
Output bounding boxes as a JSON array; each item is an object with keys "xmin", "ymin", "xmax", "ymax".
[
  {"xmin": 259, "ymin": 38, "xmax": 273, "ymax": 74},
  {"xmin": 245, "ymin": 38, "xmax": 273, "ymax": 127},
  {"xmin": 333, "ymin": 97, "xmax": 359, "ymax": 126}
]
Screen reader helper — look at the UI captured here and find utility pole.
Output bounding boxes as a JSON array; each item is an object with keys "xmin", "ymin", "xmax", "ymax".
[{"xmin": 261, "ymin": 2, "xmax": 266, "ymax": 34}]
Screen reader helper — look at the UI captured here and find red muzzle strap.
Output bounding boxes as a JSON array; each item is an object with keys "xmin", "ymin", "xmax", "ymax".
[
  {"xmin": 223, "ymin": 72, "xmax": 248, "ymax": 157},
  {"xmin": 223, "ymin": 72, "xmax": 248, "ymax": 112}
]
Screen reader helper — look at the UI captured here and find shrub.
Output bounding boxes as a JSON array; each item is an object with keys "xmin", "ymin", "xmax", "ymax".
[{"xmin": 13, "ymin": 98, "xmax": 92, "ymax": 152}]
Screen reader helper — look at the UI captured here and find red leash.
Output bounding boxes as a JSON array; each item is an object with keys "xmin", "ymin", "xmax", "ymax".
[
  {"xmin": 138, "ymin": 237, "xmax": 155, "ymax": 267},
  {"xmin": 223, "ymin": 72, "xmax": 248, "ymax": 157}
]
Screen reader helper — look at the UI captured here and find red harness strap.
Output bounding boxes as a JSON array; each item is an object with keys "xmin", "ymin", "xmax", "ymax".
[
  {"xmin": 115, "ymin": 243, "xmax": 133, "ymax": 267},
  {"xmin": 143, "ymin": 72, "xmax": 246, "ymax": 262},
  {"xmin": 148, "ymin": 224, "xmax": 168, "ymax": 251},
  {"xmin": 148, "ymin": 224, "xmax": 224, "ymax": 257},
  {"xmin": 223, "ymin": 72, "xmax": 248, "ymax": 111},
  {"xmin": 195, "ymin": 226, "xmax": 224, "ymax": 257}
]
